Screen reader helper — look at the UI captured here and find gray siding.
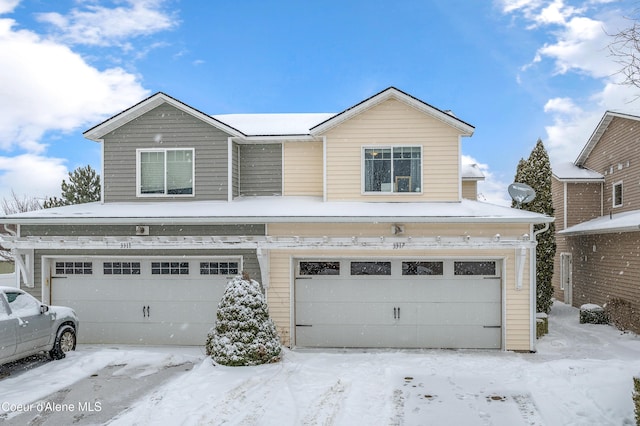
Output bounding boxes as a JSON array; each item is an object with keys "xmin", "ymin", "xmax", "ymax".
[
  {"xmin": 239, "ymin": 144, "xmax": 282, "ymax": 196},
  {"xmin": 102, "ymin": 103, "xmax": 231, "ymax": 202},
  {"xmin": 232, "ymin": 142, "xmax": 240, "ymax": 198},
  {"xmin": 21, "ymin": 224, "xmax": 265, "ymax": 237}
]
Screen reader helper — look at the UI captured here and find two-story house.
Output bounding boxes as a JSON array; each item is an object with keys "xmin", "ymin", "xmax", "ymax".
[
  {"xmin": 552, "ymin": 111, "xmax": 640, "ymax": 333},
  {"xmin": 1, "ymin": 87, "xmax": 552, "ymax": 351}
]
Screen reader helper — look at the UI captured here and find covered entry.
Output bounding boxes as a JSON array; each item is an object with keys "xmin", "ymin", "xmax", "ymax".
[{"xmin": 294, "ymin": 258, "xmax": 502, "ymax": 349}]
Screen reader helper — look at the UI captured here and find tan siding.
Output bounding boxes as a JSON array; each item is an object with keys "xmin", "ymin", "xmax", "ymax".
[
  {"xmin": 583, "ymin": 117, "xmax": 640, "ymax": 213},
  {"xmin": 283, "ymin": 141, "xmax": 323, "ymax": 196},
  {"xmin": 268, "ymin": 222, "xmax": 529, "ymax": 239},
  {"xmin": 324, "ymin": 98, "xmax": 461, "ymax": 202},
  {"xmin": 265, "ymin": 223, "xmax": 534, "ymax": 351},
  {"xmin": 461, "ymin": 181, "xmax": 477, "ymax": 200}
]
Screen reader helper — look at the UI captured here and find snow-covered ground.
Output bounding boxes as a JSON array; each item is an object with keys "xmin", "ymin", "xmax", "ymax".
[{"xmin": 2, "ymin": 301, "xmax": 640, "ymax": 425}]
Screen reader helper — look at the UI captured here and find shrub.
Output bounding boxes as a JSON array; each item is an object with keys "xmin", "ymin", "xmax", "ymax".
[
  {"xmin": 605, "ymin": 298, "xmax": 640, "ymax": 333},
  {"xmin": 536, "ymin": 313, "xmax": 548, "ymax": 338},
  {"xmin": 579, "ymin": 304, "xmax": 608, "ymax": 325},
  {"xmin": 207, "ymin": 273, "xmax": 281, "ymax": 366}
]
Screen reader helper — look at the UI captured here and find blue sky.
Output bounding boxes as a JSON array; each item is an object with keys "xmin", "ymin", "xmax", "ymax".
[{"xmin": 1, "ymin": 0, "xmax": 639, "ymax": 205}]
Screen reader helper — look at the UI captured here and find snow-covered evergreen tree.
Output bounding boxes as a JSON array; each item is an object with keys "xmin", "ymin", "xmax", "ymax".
[
  {"xmin": 206, "ymin": 273, "xmax": 281, "ymax": 366},
  {"xmin": 513, "ymin": 139, "xmax": 556, "ymax": 314}
]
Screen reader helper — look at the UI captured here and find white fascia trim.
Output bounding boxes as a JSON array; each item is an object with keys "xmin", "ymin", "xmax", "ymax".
[
  {"xmin": 529, "ymin": 223, "xmax": 537, "ymax": 352},
  {"xmin": 563, "ymin": 181, "xmax": 567, "ymax": 230},
  {"xmin": 322, "ymin": 136, "xmax": 327, "ymax": 202},
  {"xmin": 100, "ymin": 139, "xmax": 105, "ymax": 203}
]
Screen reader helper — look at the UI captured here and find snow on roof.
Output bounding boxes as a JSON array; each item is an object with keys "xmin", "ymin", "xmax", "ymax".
[
  {"xmin": 212, "ymin": 113, "xmax": 335, "ymax": 136},
  {"xmin": 461, "ymin": 163, "xmax": 485, "ymax": 180},
  {"xmin": 2, "ymin": 196, "xmax": 551, "ymax": 225},
  {"xmin": 560, "ymin": 209, "xmax": 640, "ymax": 235},
  {"xmin": 552, "ymin": 162, "xmax": 603, "ymax": 181}
]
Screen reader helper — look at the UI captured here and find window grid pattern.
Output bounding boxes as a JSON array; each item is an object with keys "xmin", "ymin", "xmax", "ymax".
[
  {"xmin": 151, "ymin": 262, "xmax": 189, "ymax": 275},
  {"xmin": 55, "ymin": 262, "xmax": 93, "ymax": 275},
  {"xmin": 103, "ymin": 262, "xmax": 141, "ymax": 275},
  {"xmin": 200, "ymin": 262, "xmax": 239, "ymax": 275}
]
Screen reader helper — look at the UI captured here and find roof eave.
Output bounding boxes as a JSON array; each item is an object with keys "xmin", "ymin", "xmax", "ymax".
[
  {"xmin": 83, "ymin": 92, "xmax": 245, "ymax": 141},
  {"xmin": 309, "ymin": 87, "xmax": 475, "ymax": 136}
]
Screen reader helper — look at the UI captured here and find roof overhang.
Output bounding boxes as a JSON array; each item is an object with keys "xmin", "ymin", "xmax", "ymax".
[
  {"xmin": 575, "ymin": 111, "xmax": 640, "ymax": 166},
  {"xmin": 83, "ymin": 92, "xmax": 245, "ymax": 141},
  {"xmin": 560, "ymin": 209, "xmax": 640, "ymax": 236},
  {"xmin": 1, "ymin": 197, "xmax": 553, "ymax": 226},
  {"xmin": 309, "ymin": 87, "xmax": 475, "ymax": 136}
]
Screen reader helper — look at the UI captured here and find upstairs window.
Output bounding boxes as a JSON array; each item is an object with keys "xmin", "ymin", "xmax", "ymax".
[
  {"xmin": 138, "ymin": 148, "xmax": 194, "ymax": 196},
  {"xmin": 363, "ymin": 147, "xmax": 421, "ymax": 193},
  {"xmin": 613, "ymin": 181, "xmax": 623, "ymax": 208}
]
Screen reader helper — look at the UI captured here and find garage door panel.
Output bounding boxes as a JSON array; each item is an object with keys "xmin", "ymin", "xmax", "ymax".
[
  {"xmin": 297, "ymin": 302, "xmax": 410, "ymax": 325},
  {"xmin": 415, "ymin": 302, "xmax": 501, "ymax": 325},
  {"xmin": 296, "ymin": 324, "xmax": 417, "ymax": 348},
  {"xmin": 80, "ymin": 321, "xmax": 211, "ymax": 345},
  {"xmin": 295, "ymin": 258, "xmax": 502, "ymax": 349},
  {"xmin": 416, "ymin": 325, "xmax": 501, "ymax": 349}
]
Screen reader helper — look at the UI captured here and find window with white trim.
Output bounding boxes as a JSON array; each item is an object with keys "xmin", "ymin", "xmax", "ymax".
[
  {"xmin": 363, "ymin": 147, "xmax": 422, "ymax": 193},
  {"xmin": 138, "ymin": 148, "xmax": 194, "ymax": 196},
  {"xmin": 613, "ymin": 181, "xmax": 623, "ymax": 207}
]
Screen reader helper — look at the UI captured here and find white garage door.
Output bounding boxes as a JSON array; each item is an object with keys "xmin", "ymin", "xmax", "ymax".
[
  {"xmin": 295, "ymin": 259, "xmax": 502, "ymax": 349},
  {"xmin": 50, "ymin": 257, "xmax": 241, "ymax": 345}
]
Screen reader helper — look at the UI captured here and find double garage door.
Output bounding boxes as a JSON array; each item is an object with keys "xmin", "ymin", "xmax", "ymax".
[
  {"xmin": 51, "ymin": 257, "xmax": 240, "ymax": 345},
  {"xmin": 295, "ymin": 258, "xmax": 502, "ymax": 349}
]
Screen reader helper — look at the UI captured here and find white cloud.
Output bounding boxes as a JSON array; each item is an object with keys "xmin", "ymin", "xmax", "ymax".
[
  {"xmin": 0, "ymin": 18, "xmax": 149, "ymax": 152},
  {"xmin": 0, "ymin": 154, "xmax": 68, "ymax": 200},
  {"xmin": 503, "ymin": 0, "xmax": 640, "ymax": 167},
  {"xmin": 36, "ymin": 0, "xmax": 178, "ymax": 47},
  {"xmin": 462, "ymin": 155, "xmax": 512, "ymax": 206},
  {"xmin": 0, "ymin": 0, "xmax": 18, "ymax": 14}
]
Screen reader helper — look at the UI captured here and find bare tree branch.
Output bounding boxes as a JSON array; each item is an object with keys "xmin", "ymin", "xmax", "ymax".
[
  {"xmin": 0, "ymin": 190, "xmax": 43, "ymax": 262},
  {"xmin": 609, "ymin": 13, "xmax": 640, "ymax": 89}
]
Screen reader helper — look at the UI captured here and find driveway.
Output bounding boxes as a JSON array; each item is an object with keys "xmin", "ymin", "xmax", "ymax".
[{"xmin": 1, "ymin": 302, "xmax": 639, "ymax": 425}]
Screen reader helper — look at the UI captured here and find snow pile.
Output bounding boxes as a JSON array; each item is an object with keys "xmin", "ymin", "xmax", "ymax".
[{"xmin": 206, "ymin": 275, "xmax": 281, "ymax": 366}]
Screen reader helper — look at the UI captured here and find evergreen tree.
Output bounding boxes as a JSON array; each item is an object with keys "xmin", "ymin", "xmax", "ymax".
[
  {"xmin": 206, "ymin": 273, "xmax": 281, "ymax": 366},
  {"xmin": 44, "ymin": 165, "xmax": 100, "ymax": 208},
  {"xmin": 514, "ymin": 140, "xmax": 556, "ymax": 314}
]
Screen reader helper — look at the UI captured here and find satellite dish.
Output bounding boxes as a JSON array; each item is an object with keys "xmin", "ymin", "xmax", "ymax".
[{"xmin": 508, "ymin": 183, "xmax": 536, "ymax": 208}]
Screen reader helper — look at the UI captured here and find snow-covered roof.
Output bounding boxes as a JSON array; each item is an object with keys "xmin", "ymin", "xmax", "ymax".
[
  {"xmin": 212, "ymin": 113, "xmax": 335, "ymax": 136},
  {"xmin": 552, "ymin": 162, "xmax": 603, "ymax": 181},
  {"xmin": 560, "ymin": 209, "xmax": 640, "ymax": 235},
  {"xmin": 2, "ymin": 196, "xmax": 552, "ymax": 225},
  {"xmin": 461, "ymin": 163, "xmax": 485, "ymax": 180}
]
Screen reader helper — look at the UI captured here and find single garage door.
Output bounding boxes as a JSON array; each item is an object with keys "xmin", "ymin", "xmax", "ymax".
[
  {"xmin": 295, "ymin": 258, "xmax": 502, "ymax": 349},
  {"xmin": 50, "ymin": 257, "xmax": 241, "ymax": 345}
]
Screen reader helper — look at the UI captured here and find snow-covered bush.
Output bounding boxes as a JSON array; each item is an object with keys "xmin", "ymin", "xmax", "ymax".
[
  {"xmin": 206, "ymin": 273, "xmax": 281, "ymax": 366},
  {"xmin": 536, "ymin": 312, "xmax": 548, "ymax": 338},
  {"xmin": 579, "ymin": 304, "xmax": 608, "ymax": 325}
]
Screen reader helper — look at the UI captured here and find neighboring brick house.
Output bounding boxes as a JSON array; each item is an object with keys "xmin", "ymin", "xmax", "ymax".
[{"xmin": 552, "ymin": 111, "xmax": 640, "ymax": 332}]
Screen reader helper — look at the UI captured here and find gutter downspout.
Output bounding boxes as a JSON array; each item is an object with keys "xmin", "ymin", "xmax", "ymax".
[
  {"xmin": 227, "ymin": 137, "xmax": 234, "ymax": 202},
  {"xmin": 530, "ymin": 221, "xmax": 550, "ymax": 351}
]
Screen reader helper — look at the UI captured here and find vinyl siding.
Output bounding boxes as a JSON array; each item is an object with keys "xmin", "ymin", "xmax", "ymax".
[
  {"xmin": 102, "ymin": 103, "xmax": 231, "ymax": 202},
  {"xmin": 461, "ymin": 181, "xmax": 477, "ymax": 200},
  {"xmin": 283, "ymin": 141, "xmax": 323, "ymax": 196},
  {"xmin": 20, "ymin": 224, "xmax": 265, "ymax": 237},
  {"xmin": 324, "ymin": 98, "xmax": 461, "ymax": 202},
  {"xmin": 239, "ymin": 144, "xmax": 282, "ymax": 196},
  {"xmin": 568, "ymin": 231, "xmax": 640, "ymax": 333},
  {"xmin": 551, "ymin": 178, "xmax": 602, "ymax": 299},
  {"xmin": 582, "ymin": 117, "xmax": 640, "ymax": 213}
]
